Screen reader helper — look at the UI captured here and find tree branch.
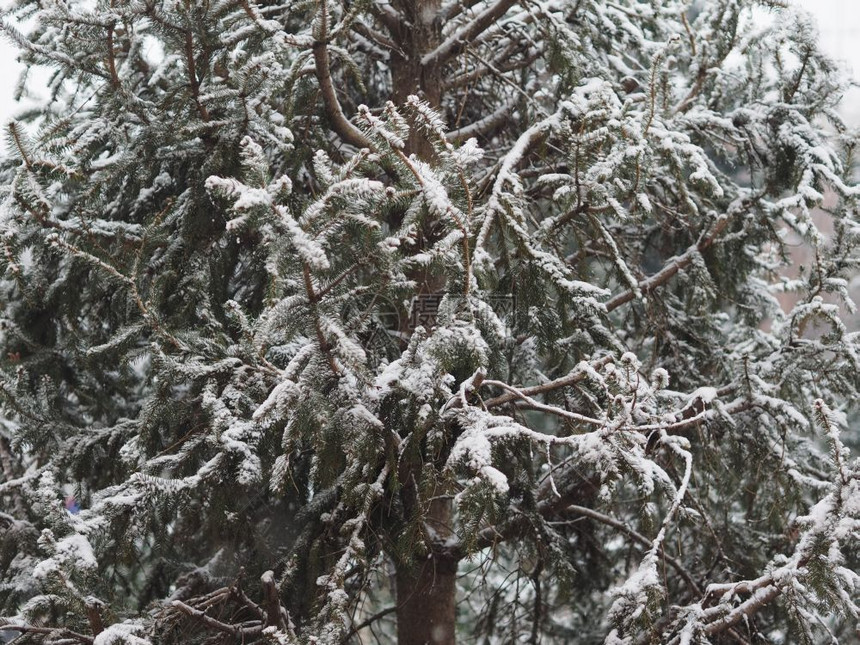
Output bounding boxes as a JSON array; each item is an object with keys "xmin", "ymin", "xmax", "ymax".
[
  {"xmin": 184, "ymin": 30, "xmax": 209, "ymax": 122},
  {"xmin": 560, "ymin": 504, "xmax": 702, "ymax": 597},
  {"xmin": 448, "ymin": 101, "xmax": 514, "ymax": 142},
  {"xmin": 0, "ymin": 625, "xmax": 93, "ymax": 644},
  {"xmin": 313, "ymin": 0, "xmax": 372, "ymax": 149},
  {"xmin": 702, "ymin": 585, "xmax": 781, "ymax": 637},
  {"xmin": 172, "ymin": 599, "xmax": 263, "ymax": 637},
  {"xmin": 605, "ymin": 194, "xmax": 760, "ymax": 312},
  {"xmin": 483, "ymin": 356, "xmax": 613, "ymax": 409},
  {"xmin": 422, "ymin": 0, "xmax": 520, "ymax": 67},
  {"xmin": 302, "ymin": 262, "xmax": 344, "ymax": 377},
  {"xmin": 351, "ymin": 19, "xmax": 399, "ymax": 52},
  {"xmin": 369, "ymin": 0, "xmax": 405, "ymax": 35},
  {"xmin": 341, "ymin": 605, "xmax": 397, "ymax": 643},
  {"xmin": 261, "ymin": 570, "xmax": 290, "ymax": 631},
  {"xmin": 443, "ymin": 44, "xmax": 540, "ymax": 90},
  {"xmin": 440, "ymin": 0, "xmax": 486, "ymax": 22}
]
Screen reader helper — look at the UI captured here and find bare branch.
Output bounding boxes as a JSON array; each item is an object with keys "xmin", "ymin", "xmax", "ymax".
[
  {"xmin": 482, "ymin": 378, "xmax": 604, "ymax": 426},
  {"xmin": 171, "ymin": 599, "xmax": 264, "ymax": 637},
  {"xmin": 422, "ymin": 0, "xmax": 520, "ymax": 67},
  {"xmin": 85, "ymin": 599, "xmax": 105, "ymax": 636},
  {"xmin": 351, "ymin": 19, "xmax": 399, "ymax": 51},
  {"xmin": 261, "ymin": 570, "xmax": 290, "ymax": 631},
  {"xmin": 0, "ymin": 625, "xmax": 93, "ymax": 644},
  {"xmin": 312, "ymin": 42, "xmax": 371, "ymax": 149},
  {"xmin": 341, "ymin": 606, "xmax": 397, "ymax": 643},
  {"xmin": 448, "ymin": 101, "xmax": 514, "ymax": 142},
  {"xmin": 440, "ymin": 0, "xmax": 486, "ymax": 22},
  {"xmin": 369, "ymin": 0, "xmax": 405, "ymax": 35},
  {"xmin": 444, "ymin": 45, "xmax": 540, "ymax": 89},
  {"xmin": 483, "ymin": 356, "xmax": 613, "ymax": 409}
]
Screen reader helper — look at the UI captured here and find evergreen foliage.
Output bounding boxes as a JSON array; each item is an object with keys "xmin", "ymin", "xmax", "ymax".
[{"xmin": 0, "ymin": 0, "xmax": 859, "ymax": 642}]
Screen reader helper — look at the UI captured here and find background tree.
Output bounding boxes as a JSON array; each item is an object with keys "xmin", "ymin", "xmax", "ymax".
[{"xmin": 1, "ymin": 0, "xmax": 859, "ymax": 643}]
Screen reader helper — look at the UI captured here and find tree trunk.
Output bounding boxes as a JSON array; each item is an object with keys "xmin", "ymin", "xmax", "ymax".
[
  {"xmin": 389, "ymin": 0, "xmax": 443, "ymax": 159},
  {"xmin": 395, "ymin": 499, "xmax": 457, "ymax": 645},
  {"xmin": 389, "ymin": 2, "xmax": 457, "ymax": 640},
  {"xmin": 395, "ymin": 553, "xmax": 457, "ymax": 645}
]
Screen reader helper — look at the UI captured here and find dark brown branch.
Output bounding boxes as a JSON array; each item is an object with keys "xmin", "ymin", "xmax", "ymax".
[
  {"xmin": 171, "ymin": 599, "xmax": 263, "ymax": 637},
  {"xmin": 8, "ymin": 122, "xmax": 33, "ymax": 170},
  {"xmin": 302, "ymin": 262, "xmax": 344, "ymax": 377},
  {"xmin": 448, "ymin": 101, "xmax": 514, "ymax": 142},
  {"xmin": 561, "ymin": 504, "xmax": 702, "ymax": 597},
  {"xmin": 444, "ymin": 470, "xmax": 600, "ymax": 561},
  {"xmin": 443, "ymin": 45, "xmax": 540, "ymax": 90},
  {"xmin": 422, "ymin": 0, "xmax": 520, "ymax": 67},
  {"xmin": 312, "ymin": 42, "xmax": 371, "ymax": 148},
  {"xmin": 440, "ymin": 0, "xmax": 487, "ymax": 22},
  {"xmin": 261, "ymin": 570, "xmax": 289, "ymax": 631},
  {"xmin": 605, "ymin": 194, "xmax": 760, "ymax": 312},
  {"xmin": 85, "ymin": 599, "xmax": 105, "ymax": 636},
  {"xmin": 352, "ymin": 20, "xmax": 398, "ymax": 51},
  {"xmin": 483, "ymin": 356, "xmax": 613, "ymax": 409},
  {"xmin": 313, "ymin": 0, "xmax": 372, "ymax": 149},
  {"xmin": 316, "ymin": 260, "xmax": 366, "ymax": 301},
  {"xmin": 369, "ymin": 1, "xmax": 405, "ymax": 35},
  {"xmin": 105, "ymin": 23, "xmax": 120, "ymax": 89},
  {"xmin": 783, "ymin": 47, "xmax": 812, "ymax": 104},
  {"xmin": 674, "ymin": 61, "xmax": 708, "ymax": 115},
  {"xmin": 0, "ymin": 625, "xmax": 93, "ymax": 644},
  {"xmin": 341, "ymin": 606, "xmax": 397, "ymax": 643},
  {"xmin": 184, "ymin": 30, "xmax": 209, "ymax": 122}
]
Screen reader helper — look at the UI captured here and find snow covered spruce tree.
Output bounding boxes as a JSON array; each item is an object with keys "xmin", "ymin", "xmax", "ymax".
[{"xmin": 2, "ymin": 0, "xmax": 860, "ymax": 642}]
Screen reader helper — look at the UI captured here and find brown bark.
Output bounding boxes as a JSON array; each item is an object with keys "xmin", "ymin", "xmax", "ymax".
[
  {"xmin": 387, "ymin": 1, "xmax": 457, "ymax": 640},
  {"xmin": 396, "ymin": 554, "xmax": 457, "ymax": 645},
  {"xmin": 395, "ymin": 499, "xmax": 457, "ymax": 645},
  {"xmin": 389, "ymin": 0, "xmax": 443, "ymax": 159}
]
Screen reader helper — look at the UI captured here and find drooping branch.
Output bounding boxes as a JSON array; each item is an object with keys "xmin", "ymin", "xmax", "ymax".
[
  {"xmin": 560, "ymin": 504, "xmax": 702, "ymax": 597},
  {"xmin": 473, "ymin": 111, "xmax": 559, "ymax": 258},
  {"xmin": 605, "ymin": 194, "xmax": 760, "ymax": 312}
]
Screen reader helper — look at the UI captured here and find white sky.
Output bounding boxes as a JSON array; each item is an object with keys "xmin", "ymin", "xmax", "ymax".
[{"xmin": 0, "ymin": 1, "xmax": 857, "ymax": 132}]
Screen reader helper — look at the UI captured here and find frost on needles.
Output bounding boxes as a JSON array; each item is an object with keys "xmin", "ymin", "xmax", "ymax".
[{"xmin": 0, "ymin": 0, "xmax": 859, "ymax": 643}]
